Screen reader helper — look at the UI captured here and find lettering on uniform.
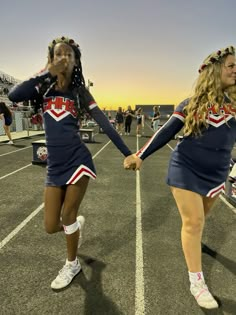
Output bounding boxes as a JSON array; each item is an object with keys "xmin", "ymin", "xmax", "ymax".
[{"xmin": 43, "ymin": 96, "xmax": 77, "ymax": 118}]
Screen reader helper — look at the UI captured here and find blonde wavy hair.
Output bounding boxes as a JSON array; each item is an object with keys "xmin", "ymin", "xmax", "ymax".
[{"xmin": 184, "ymin": 53, "xmax": 236, "ymax": 136}]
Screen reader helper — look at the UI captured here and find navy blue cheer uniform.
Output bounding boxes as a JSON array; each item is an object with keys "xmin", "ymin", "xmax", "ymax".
[
  {"xmin": 8, "ymin": 71, "xmax": 132, "ymax": 186},
  {"xmin": 137, "ymin": 97, "xmax": 236, "ymax": 198},
  {"xmin": 0, "ymin": 106, "xmax": 12, "ymax": 126},
  {"xmin": 136, "ymin": 114, "xmax": 142, "ymax": 125}
]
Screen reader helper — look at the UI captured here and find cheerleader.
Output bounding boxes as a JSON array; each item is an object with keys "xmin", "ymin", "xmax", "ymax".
[
  {"xmin": 9, "ymin": 36, "xmax": 132, "ymax": 290},
  {"xmin": 124, "ymin": 46, "xmax": 236, "ymax": 309}
]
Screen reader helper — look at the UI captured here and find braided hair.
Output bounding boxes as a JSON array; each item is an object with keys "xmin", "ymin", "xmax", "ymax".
[{"xmin": 34, "ymin": 36, "xmax": 86, "ymax": 117}]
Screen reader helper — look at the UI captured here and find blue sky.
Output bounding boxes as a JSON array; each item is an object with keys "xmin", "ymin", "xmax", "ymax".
[{"xmin": 1, "ymin": 0, "xmax": 236, "ymax": 109}]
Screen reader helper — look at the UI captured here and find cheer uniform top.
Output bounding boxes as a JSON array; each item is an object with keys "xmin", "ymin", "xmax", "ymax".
[
  {"xmin": 0, "ymin": 106, "xmax": 12, "ymax": 126},
  {"xmin": 8, "ymin": 71, "xmax": 132, "ymax": 186},
  {"xmin": 137, "ymin": 98, "xmax": 236, "ymax": 197},
  {"xmin": 125, "ymin": 110, "xmax": 134, "ymax": 124},
  {"xmin": 153, "ymin": 112, "xmax": 160, "ymax": 122},
  {"xmin": 115, "ymin": 112, "xmax": 124, "ymax": 124},
  {"xmin": 136, "ymin": 114, "xmax": 142, "ymax": 125}
]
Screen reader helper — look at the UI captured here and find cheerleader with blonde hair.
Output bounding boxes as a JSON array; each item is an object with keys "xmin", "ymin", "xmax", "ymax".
[{"xmin": 124, "ymin": 46, "xmax": 236, "ymax": 309}]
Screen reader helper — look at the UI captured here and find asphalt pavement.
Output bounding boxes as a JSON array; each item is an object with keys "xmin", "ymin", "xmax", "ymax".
[{"xmin": 0, "ymin": 124, "xmax": 235, "ymax": 315}]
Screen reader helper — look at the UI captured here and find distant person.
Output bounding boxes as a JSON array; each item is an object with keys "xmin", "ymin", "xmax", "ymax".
[
  {"xmin": 135, "ymin": 107, "xmax": 143, "ymax": 137},
  {"xmin": 152, "ymin": 106, "xmax": 161, "ymax": 131},
  {"xmin": 141, "ymin": 111, "xmax": 145, "ymax": 135},
  {"xmin": 115, "ymin": 107, "xmax": 124, "ymax": 135},
  {"xmin": 124, "ymin": 105, "xmax": 134, "ymax": 135},
  {"xmin": 124, "ymin": 45, "xmax": 236, "ymax": 309},
  {"xmin": 9, "ymin": 35, "xmax": 132, "ymax": 290},
  {"xmin": 0, "ymin": 102, "xmax": 13, "ymax": 144}
]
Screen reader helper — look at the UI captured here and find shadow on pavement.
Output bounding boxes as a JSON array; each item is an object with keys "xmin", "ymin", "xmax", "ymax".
[
  {"xmin": 201, "ymin": 296, "xmax": 236, "ymax": 315},
  {"xmin": 202, "ymin": 243, "xmax": 236, "ymax": 276},
  {"xmin": 76, "ymin": 254, "xmax": 125, "ymax": 315}
]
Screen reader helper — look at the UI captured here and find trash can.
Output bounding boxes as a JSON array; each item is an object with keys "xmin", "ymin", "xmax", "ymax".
[{"xmin": 32, "ymin": 139, "xmax": 47, "ymax": 164}]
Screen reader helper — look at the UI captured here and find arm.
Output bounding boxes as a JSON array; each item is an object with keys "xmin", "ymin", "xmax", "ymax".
[
  {"xmin": 79, "ymin": 87, "xmax": 132, "ymax": 157},
  {"xmin": 152, "ymin": 115, "xmax": 160, "ymax": 121},
  {"xmin": 137, "ymin": 113, "xmax": 184, "ymax": 160},
  {"xmin": 8, "ymin": 70, "xmax": 54, "ymax": 102},
  {"xmin": 124, "ymin": 113, "xmax": 184, "ymax": 170},
  {"xmin": 124, "ymin": 101, "xmax": 188, "ymax": 170}
]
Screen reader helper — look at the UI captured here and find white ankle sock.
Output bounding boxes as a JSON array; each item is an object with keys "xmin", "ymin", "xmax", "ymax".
[
  {"xmin": 188, "ymin": 271, "xmax": 204, "ymax": 285},
  {"xmin": 77, "ymin": 219, "xmax": 81, "ymax": 231},
  {"xmin": 66, "ymin": 258, "xmax": 78, "ymax": 266}
]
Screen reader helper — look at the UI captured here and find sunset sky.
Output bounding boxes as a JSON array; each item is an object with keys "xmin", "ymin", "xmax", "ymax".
[{"xmin": 1, "ymin": 0, "xmax": 236, "ymax": 110}]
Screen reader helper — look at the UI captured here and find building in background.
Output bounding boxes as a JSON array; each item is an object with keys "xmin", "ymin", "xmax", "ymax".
[
  {"xmin": 0, "ymin": 69, "xmax": 35, "ymax": 136},
  {"xmin": 0, "ymin": 70, "xmax": 20, "ymax": 106}
]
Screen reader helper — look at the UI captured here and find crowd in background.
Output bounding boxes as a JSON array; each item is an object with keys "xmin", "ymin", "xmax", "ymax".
[{"xmin": 107, "ymin": 105, "xmax": 162, "ymax": 137}]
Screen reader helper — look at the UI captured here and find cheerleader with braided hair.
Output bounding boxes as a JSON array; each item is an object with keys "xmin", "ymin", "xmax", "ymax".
[
  {"xmin": 124, "ymin": 46, "xmax": 236, "ymax": 309},
  {"xmin": 9, "ymin": 36, "xmax": 132, "ymax": 290}
]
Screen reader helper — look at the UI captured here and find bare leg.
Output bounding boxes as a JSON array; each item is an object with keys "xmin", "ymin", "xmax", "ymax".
[
  {"xmin": 171, "ymin": 187, "xmax": 205, "ymax": 272},
  {"xmin": 203, "ymin": 195, "xmax": 219, "ymax": 217},
  {"xmin": 136, "ymin": 125, "xmax": 141, "ymax": 136},
  {"xmin": 171, "ymin": 187, "xmax": 219, "ymax": 309},
  {"xmin": 44, "ymin": 186, "xmax": 65, "ymax": 233},
  {"xmin": 4, "ymin": 125, "xmax": 12, "ymax": 141},
  {"xmin": 62, "ymin": 176, "xmax": 89, "ymax": 261}
]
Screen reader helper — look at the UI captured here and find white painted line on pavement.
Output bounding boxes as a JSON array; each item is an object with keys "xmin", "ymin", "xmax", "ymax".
[
  {"xmin": 0, "ymin": 132, "xmax": 102, "ymax": 179},
  {"xmin": 0, "ymin": 164, "xmax": 32, "ymax": 180},
  {"xmin": 219, "ymin": 194, "xmax": 236, "ymax": 214},
  {"xmin": 0, "ymin": 204, "xmax": 44, "ymax": 250},
  {"xmin": 0, "ymin": 146, "xmax": 31, "ymax": 157},
  {"xmin": 92, "ymin": 140, "xmax": 111, "ymax": 159},
  {"xmin": 135, "ymin": 136, "xmax": 145, "ymax": 315},
  {"xmin": 0, "ymin": 139, "xmax": 113, "ymax": 250}
]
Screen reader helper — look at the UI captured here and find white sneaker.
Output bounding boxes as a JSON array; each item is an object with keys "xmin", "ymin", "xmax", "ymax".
[
  {"xmin": 190, "ymin": 280, "xmax": 218, "ymax": 309},
  {"xmin": 7, "ymin": 140, "xmax": 13, "ymax": 144},
  {"xmin": 77, "ymin": 215, "xmax": 85, "ymax": 249},
  {"xmin": 51, "ymin": 259, "xmax": 81, "ymax": 290}
]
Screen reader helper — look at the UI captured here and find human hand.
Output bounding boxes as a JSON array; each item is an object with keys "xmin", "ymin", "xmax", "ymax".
[
  {"xmin": 47, "ymin": 58, "xmax": 68, "ymax": 77},
  {"xmin": 124, "ymin": 154, "xmax": 143, "ymax": 171}
]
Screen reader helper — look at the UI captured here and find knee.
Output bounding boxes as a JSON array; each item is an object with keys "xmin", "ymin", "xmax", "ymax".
[
  {"xmin": 183, "ymin": 217, "xmax": 204, "ymax": 235},
  {"xmin": 61, "ymin": 208, "xmax": 77, "ymax": 225},
  {"xmin": 44, "ymin": 221, "xmax": 60, "ymax": 234}
]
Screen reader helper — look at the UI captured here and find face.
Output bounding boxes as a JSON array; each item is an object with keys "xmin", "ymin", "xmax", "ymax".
[
  {"xmin": 221, "ymin": 55, "xmax": 236, "ymax": 89},
  {"xmin": 53, "ymin": 43, "xmax": 76, "ymax": 75}
]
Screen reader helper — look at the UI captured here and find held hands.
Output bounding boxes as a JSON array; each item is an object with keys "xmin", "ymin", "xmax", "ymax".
[{"xmin": 124, "ymin": 154, "xmax": 143, "ymax": 171}]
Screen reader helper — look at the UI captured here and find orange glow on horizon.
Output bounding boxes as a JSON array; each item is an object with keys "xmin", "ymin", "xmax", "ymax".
[{"xmin": 92, "ymin": 88, "xmax": 187, "ymax": 110}]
